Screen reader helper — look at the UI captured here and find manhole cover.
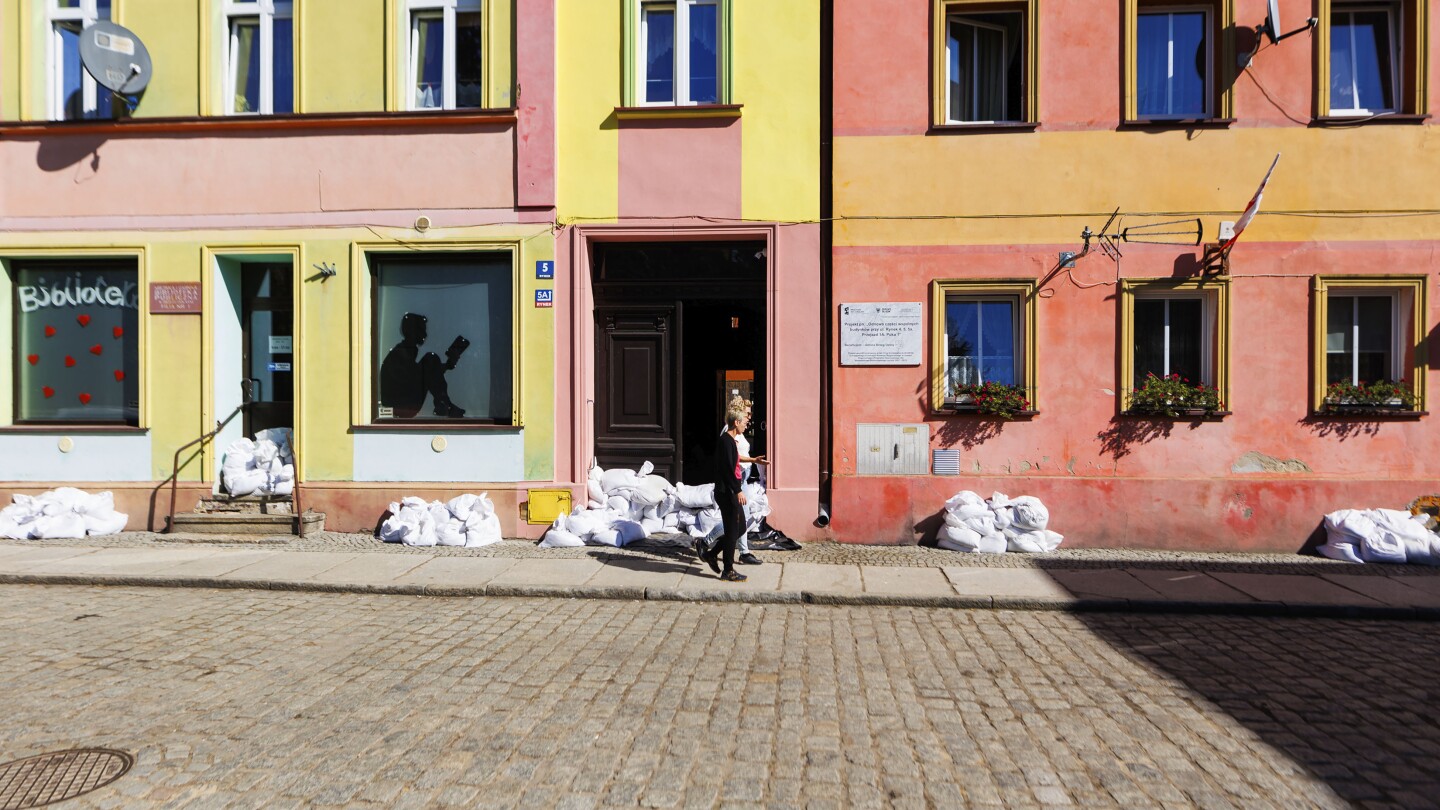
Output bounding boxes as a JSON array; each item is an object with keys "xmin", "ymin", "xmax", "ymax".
[{"xmin": 0, "ymin": 748, "xmax": 132, "ymax": 809}]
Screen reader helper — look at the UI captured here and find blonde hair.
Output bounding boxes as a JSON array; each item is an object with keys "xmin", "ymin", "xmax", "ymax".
[{"xmin": 724, "ymin": 408, "xmax": 748, "ymax": 429}]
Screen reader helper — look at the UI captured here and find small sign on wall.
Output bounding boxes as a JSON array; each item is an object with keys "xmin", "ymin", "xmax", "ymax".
[
  {"xmin": 149, "ymin": 282, "xmax": 202, "ymax": 314},
  {"xmin": 269, "ymin": 336, "xmax": 292, "ymax": 353},
  {"xmin": 840, "ymin": 302, "xmax": 923, "ymax": 366},
  {"xmin": 535, "ymin": 289, "xmax": 553, "ymax": 308},
  {"xmin": 535, "ymin": 260, "xmax": 555, "ymax": 279}
]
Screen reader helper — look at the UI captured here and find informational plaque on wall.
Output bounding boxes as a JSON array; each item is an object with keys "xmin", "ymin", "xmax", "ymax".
[
  {"xmin": 149, "ymin": 282, "xmax": 202, "ymax": 314},
  {"xmin": 840, "ymin": 302, "xmax": 923, "ymax": 366}
]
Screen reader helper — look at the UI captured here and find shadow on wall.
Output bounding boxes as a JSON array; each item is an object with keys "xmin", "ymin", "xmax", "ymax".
[
  {"xmin": 34, "ymin": 134, "xmax": 108, "ymax": 172},
  {"xmin": 1297, "ymin": 414, "xmax": 1385, "ymax": 440},
  {"xmin": 1060, "ymin": 609, "xmax": 1440, "ymax": 808},
  {"xmin": 1095, "ymin": 416, "xmax": 1179, "ymax": 460}
]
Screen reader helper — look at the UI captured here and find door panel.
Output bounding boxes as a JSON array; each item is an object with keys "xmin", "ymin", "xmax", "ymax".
[
  {"xmin": 595, "ymin": 305, "xmax": 680, "ymax": 480},
  {"xmin": 241, "ymin": 264, "xmax": 293, "ymax": 438}
]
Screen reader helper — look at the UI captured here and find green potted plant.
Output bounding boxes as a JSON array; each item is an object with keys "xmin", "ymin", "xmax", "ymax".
[
  {"xmin": 949, "ymin": 380, "xmax": 1030, "ymax": 419},
  {"xmin": 1322, "ymin": 378, "xmax": 1416, "ymax": 412},
  {"xmin": 1126, "ymin": 373, "xmax": 1224, "ymax": 418}
]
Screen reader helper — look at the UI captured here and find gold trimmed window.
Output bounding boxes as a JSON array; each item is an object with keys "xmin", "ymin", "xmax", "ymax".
[
  {"xmin": 1317, "ymin": 0, "xmax": 1429, "ymax": 117},
  {"xmin": 1, "ymin": 249, "xmax": 148, "ymax": 428},
  {"xmin": 932, "ymin": 0, "xmax": 1038, "ymax": 126},
  {"xmin": 349, "ymin": 243, "xmax": 523, "ymax": 427},
  {"xmin": 1123, "ymin": 0, "xmax": 1235, "ymax": 122},
  {"xmin": 1119, "ymin": 277, "xmax": 1230, "ymax": 412},
  {"xmin": 1311, "ymin": 276, "xmax": 1427, "ymax": 412},
  {"xmin": 930, "ymin": 279, "xmax": 1037, "ymax": 412},
  {"xmin": 384, "ymin": 0, "xmax": 513, "ymax": 112},
  {"xmin": 623, "ymin": 0, "xmax": 731, "ymax": 107}
]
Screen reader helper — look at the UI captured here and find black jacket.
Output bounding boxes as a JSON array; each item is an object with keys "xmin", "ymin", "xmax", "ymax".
[{"xmin": 713, "ymin": 430, "xmax": 742, "ymax": 497}]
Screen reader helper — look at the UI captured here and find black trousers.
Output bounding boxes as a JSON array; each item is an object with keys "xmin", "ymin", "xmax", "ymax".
[{"xmin": 714, "ymin": 491, "xmax": 745, "ymax": 572}]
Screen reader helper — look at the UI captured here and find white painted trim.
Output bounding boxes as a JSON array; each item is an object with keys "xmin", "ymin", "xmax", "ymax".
[
  {"xmin": 222, "ymin": 0, "xmax": 292, "ymax": 115},
  {"xmin": 404, "ymin": 0, "xmax": 482, "ymax": 111},
  {"xmin": 46, "ymin": 0, "xmax": 107, "ymax": 121},
  {"xmin": 1329, "ymin": 5, "xmax": 1401, "ymax": 115},
  {"xmin": 637, "ymin": 0, "xmax": 719, "ymax": 106}
]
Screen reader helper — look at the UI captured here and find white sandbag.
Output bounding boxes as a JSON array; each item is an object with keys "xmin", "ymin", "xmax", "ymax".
[
  {"xmin": 1009, "ymin": 496, "xmax": 1050, "ymax": 531},
  {"xmin": 693, "ymin": 507, "xmax": 722, "ymax": 536},
  {"xmin": 1358, "ymin": 530, "xmax": 1407, "ymax": 565},
  {"xmin": 48, "ymin": 487, "xmax": 90, "ymax": 512},
  {"xmin": 633, "ymin": 472, "xmax": 674, "ymax": 507},
  {"xmin": 944, "ymin": 490, "xmax": 986, "ymax": 511},
  {"xmin": 540, "ymin": 528, "xmax": 585, "ymax": 548},
  {"xmin": 938, "ymin": 524, "xmax": 982, "ymax": 552},
  {"xmin": 675, "ymin": 483, "xmax": 716, "ymax": 509},
  {"xmin": 638, "ymin": 461, "xmax": 654, "ymax": 476},
  {"xmin": 254, "ymin": 427, "xmax": 294, "ymax": 464},
  {"xmin": 566, "ymin": 509, "xmax": 616, "ymax": 537},
  {"xmin": 270, "ymin": 478, "xmax": 295, "ymax": 497},
  {"xmin": 606, "ymin": 495, "xmax": 631, "ymax": 514},
  {"xmin": 224, "ymin": 468, "xmax": 268, "ymax": 498},
  {"xmin": 641, "ymin": 517, "xmax": 664, "ymax": 535},
  {"xmin": 588, "ymin": 500, "xmax": 604, "ymax": 510},
  {"xmin": 462, "ymin": 512, "xmax": 502, "ymax": 547},
  {"xmin": 0, "ymin": 513, "xmax": 29, "ymax": 540},
  {"xmin": 1318, "ymin": 538, "xmax": 1364, "ymax": 563},
  {"xmin": 587, "ymin": 479, "xmax": 606, "ymax": 505},
  {"xmin": 221, "ymin": 439, "xmax": 255, "ymax": 472},
  {"xmin": 83, "ymin": 510, "xmax": 128, "ymax": 536},
  {"xmin": 600, "ymin": 468, "xmax": 640, "ymax": 494},
  {"xmin": 252, "ymin": 439, "xmax": 279, "ymax": 466},
  {"xmin": 976, "ymin": 533, "xmax": 1008, "ymax": 554},
  {"xmin": 1008, "ymin": 529, "xmax": 1063, "ymax": 553},
  {"xmin": 447, "ymin": 493, "xmax": 479, "ymax": 521},
  {"xmin": 662, "ymin": 512, "xmax": 680, "ymax": 529},
  {"xmin": 31, "ymin": 511, "xmax": 87, "ymax": 539},
  {"xmin": 589, "ymin": 528, "xmax": 622, "ymax": 546},
  {"xmin": 435, "ymin": 517, "xmax": 467, "ymax": 546},
  {"xmin": 612, "ymin": 520, "xmax": 647, "ymax": 546}
]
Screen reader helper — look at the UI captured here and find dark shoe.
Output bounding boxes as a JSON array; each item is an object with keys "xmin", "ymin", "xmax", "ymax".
[
  {"xmin": 700, "ymin": 550, "xmax": 721, "ymax": 575},
  {"xmin": 720, "ymin": 570, "xmax": 747, "ymax": 582},
  {"xmin": 738, "ymin": 553, "xmax": 763, "ymax": 566}
]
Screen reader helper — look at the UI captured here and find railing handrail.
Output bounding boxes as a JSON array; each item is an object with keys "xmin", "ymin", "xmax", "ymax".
[{"xmin": 165, "ymin": 403, "xmax": 245, "ymax": 533}]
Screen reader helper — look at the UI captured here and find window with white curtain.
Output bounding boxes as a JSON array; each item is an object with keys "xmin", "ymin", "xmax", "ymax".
[
  {"xmin": 407, "ymin": 0, "xmax": 484, "ymax": 110},
  {"xmin": 1329, "ymin": 5, "xmax": 1400, "ymax": 114},
  {"xmin": 1131, "ymin": 294, "xmax": 1212, "ymax": 387},
  {"xmin": 946, "ymin": 11, "xmax": 1024, "ymax": 123},
  {"xmin": 1135, "ymin": 8, "xmax": 1210, "ymax": 119},
  {"xmin": 638, "ymin": 0, "xmax": 720, "ymax": 105},
  {"xmin": 945, "ymin": 297, "xmax": 1019, "ymax": 392},
  {"xmin": 1326, "ymin": 293, "xmax": 1398, "ymax": 384},
  {"xmin": 224, "ymin": 0, "xmax": 294, "ymax": 115},
  {"xmin": 47, "ymin": 0, "xmax": 112, "ymax": 121}
]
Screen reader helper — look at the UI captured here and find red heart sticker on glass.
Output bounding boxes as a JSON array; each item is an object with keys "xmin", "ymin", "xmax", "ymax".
[
  {"xmin": 78, "ymin": 393, "xmax": 92, "ymax": 405},
  {"xmin": 42, "ymin": 386, "xmax": 54, "ymax": 398},
  {"xmin": 90, "ymin": 344, "xmax": 103, "ymax": 356},
  {"xmin": 114, "ymin": 370, "xmax": 125, "ymax": 382},
  {"xmin": 27, "ymin": 354, "xmax": 39, "ymax": 365},
  {"xmin": 64, "ymin": 355, "xmax": 76, "ymax": 367},
  {"xmin": 112, "ymin": 326, "xmax": 124, "ymax": 339},
  {"xmin": 77, "ymin": 314, "xmax": 91, "ymax": 327},
  {"xmin": 44, "ymin": 326, "xmax": 56, "ymax": 337}
]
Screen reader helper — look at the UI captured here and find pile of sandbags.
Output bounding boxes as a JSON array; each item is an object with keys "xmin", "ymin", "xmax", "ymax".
[
  {"xmin": 221, "ymin": 428, "xmax": 295, "ymax": 498},
  {"xmin": 0, "ymin": 487, "xmax": 128, "ymax": 539},
  {"xmin": 938, "ymin": 490, "xmax": 1063, "ymax": 553},
  {"xmin": 1320, "ymin": 508, "xmax": 1440, "ymax": 565},
  {"xmin": 379, "ymin": 493, "xmax": 502, "ymax": 547},
  {"xmin": 542, "ymin": 461, "xmax": 773, "ymax": 549}
]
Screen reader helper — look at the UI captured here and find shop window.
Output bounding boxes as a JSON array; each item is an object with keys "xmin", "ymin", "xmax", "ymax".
[
  {"xmin": 932, "ymin": 0, "xmax": 1037, "ymax": 126},
  {"xmin": 1319, "ymin": 0, "xmax": 1427, "ymax": 117},
  {"xmin": 404, "ymin": 0, "xmax": 484, "ymax": 110},
  {"xmin": 370, "ymin": 253, "xmax": 513, "ymax": 424},
  {"xmin": 11, "ymin": 260, "xmax": 139, "ymax": 425},
  {"xmin": 1312, "ymin": 276, "xmax": 1426, "ymax": 411},
  {"xmin": 1119, "ymin": 278, "xmax": 1229, "ymax": 412},
  {"xmin": 47, "ymin": 0, "xmax": 112, "ymax": 120},
  {"xmin": 626, "ymin": 0, "xmax": 728, "ymax": 106},
  {"xmin": 930, "ymin": 280, "xmax": 1037, "ymax": 411},
  {"xmin": 224, "ymin": 0, "xmax": 294, "ymax": 115},
  {"xmin": 1123, "ymin": 0, "xmax": 1233, "ymax": 122}
]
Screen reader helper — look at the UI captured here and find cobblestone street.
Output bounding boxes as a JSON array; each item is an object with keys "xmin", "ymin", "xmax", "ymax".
[{"xmin": 1, "ymin": 585, "xmax": 1435, "ymax": 809}]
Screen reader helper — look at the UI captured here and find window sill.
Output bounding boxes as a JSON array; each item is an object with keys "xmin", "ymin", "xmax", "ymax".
[
  {"xmin": 1313, "ymin": 113, "xmax": 1431, "ymax": 127},
  {"xmin": 1119, "ymin": 118, "xmax": 1235, "ymax": 130},
  {"xmin": 937, "ymin": 405, "xmax": 1038, "ymax": 419},
  {"xmin": 1315, "ymin": 406, "xmax": 1426, "ymax": 418},
  {"xmin": 352, "ymin": 423, "xmax": 520, "ymax": 432},
  {"xmin": 0, "ymin": 108, "xmax": 518, "ymax": 136},
  {"xmin": 614, "ymin": 104, "xmax": 743, "ymax": 121},
  {"xmin": 928, "ymin": 121, "xmax": 1039, "ymax": 134},
  {"xmin": 0, "ymin": 425, "xmax": 147, "ymax": 434},
  {"xmin": 1119, "ymin": 410, "xmax": 1231, "ymax": 421}
]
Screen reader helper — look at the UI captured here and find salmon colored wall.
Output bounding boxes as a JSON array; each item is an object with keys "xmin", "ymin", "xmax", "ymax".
[
  {"xmin": 618, "ymin": 119, "xmax": 742, "ymax": 219},
  {"xmin": 831, "ymin": 0, "xmax": 1440, "ymax": 548}
]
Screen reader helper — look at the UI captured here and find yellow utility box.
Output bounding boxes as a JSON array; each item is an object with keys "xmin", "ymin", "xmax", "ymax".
[{"xmin": 526, "ymin": 488, "xmax": 573, "ymax": 524}]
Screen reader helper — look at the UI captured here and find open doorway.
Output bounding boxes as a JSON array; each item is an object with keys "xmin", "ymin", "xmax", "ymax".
[{"xmin": 592, "ymin": 241, "xmax": 766, "ymax": 484}]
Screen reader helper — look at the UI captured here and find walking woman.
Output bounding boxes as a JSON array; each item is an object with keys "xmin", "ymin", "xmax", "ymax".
[{"xmin": 702, "ymin": 406, "xmax": 749, "ymax": 582}]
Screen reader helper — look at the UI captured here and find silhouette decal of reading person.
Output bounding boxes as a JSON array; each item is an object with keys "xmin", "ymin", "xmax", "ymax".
[{"xmin": 379, "ymin": 312, "xmax": 468, "ymax": 418}]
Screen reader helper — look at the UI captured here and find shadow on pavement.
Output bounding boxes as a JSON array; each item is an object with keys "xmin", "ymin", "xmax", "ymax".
[{"xmin": 1069, "ymin": 611, "xmax": 1440, "ymax": 807}]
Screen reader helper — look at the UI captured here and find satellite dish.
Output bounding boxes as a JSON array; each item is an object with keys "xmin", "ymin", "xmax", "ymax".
[
  {"xmin": 1261, "ymin": 0, "xmax": 1282, "ymax": 44},
  {"xmin": 79, "ymin": 21, "xmax": 152, "ymax": 97}
]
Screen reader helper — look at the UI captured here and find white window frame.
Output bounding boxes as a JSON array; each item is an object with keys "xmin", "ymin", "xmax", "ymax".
[
  {"xmin": 637, "ymin": 0, "xmax": 720, "ymax": 106},
  {"xmin": 1135, "ymin": 6, "xmax": 1213, "ymax": 120},
  {"xmin": 1325, "ymin": 289, "xmax": 1402, "ymax": 382},
  {"xmin": 223, "ymin": 0, "xmax": 292, "ymax": 116},
  {"xmin": 1132, "ymin": 291, "xmax": 1215, "ymax": 384},
  {"xmin": 1329, "ymin": 4, "xmax": 1401, "ymax": 115},
  {"xmin": 944, "ymin": 12, "xmax": 1022, "ymax": 124},
  {"xmin": 944, "ymin": 294, "xmax": 1022, "ymax": 395},
  {"xmin": 46, "ymin": 0, "xmax": 108, "ymax": 121},
  {"xmin": 405, "ymin": 0, "xmax": 483, "ymax": 111}
]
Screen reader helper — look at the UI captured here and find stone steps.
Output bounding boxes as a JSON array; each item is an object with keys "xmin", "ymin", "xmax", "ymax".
[{"xmin": 169, "ymin": 510, "xmax": 325, "ymax": 536}]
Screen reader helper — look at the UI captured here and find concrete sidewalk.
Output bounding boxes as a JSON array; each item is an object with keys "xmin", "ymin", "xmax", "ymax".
[{"xmin": 2, "ymin": 539, "xmax": 1439, "ymax": 618}]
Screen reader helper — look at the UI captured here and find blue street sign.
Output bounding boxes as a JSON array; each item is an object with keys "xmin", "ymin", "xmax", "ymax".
[
  {"xmin": 536, "ymin": 260, "xmax": 554, "ymax": 279},
  {"xmin": 535, "ymin": 289, "xmax": 554, "ymax": 308}
]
